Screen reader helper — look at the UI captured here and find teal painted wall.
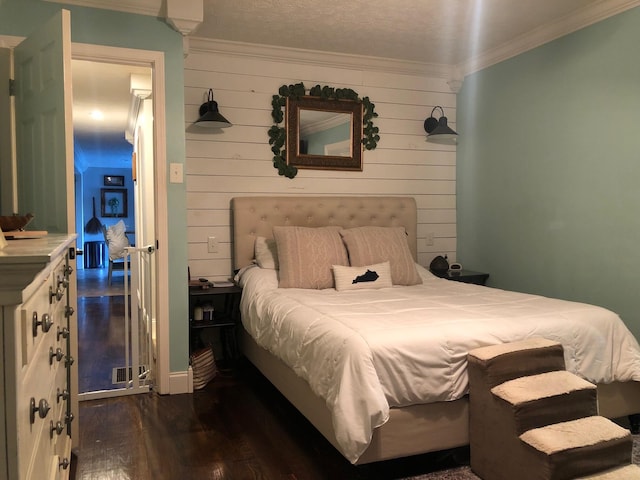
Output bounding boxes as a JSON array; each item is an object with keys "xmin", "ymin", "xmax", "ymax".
[
  {"xmin": 0, "ymin": 0, "xmax": 190, "ymax": 373},
  {"xmin": 457, "ymin": 7, "xmax": 640, "ymax": 339},
  {"xmin": 305, "ymin": 122, "xmax": 350, "ymax": 155}
]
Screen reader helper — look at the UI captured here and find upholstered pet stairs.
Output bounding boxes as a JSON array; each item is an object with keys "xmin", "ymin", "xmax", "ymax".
[{"xmin": 468, "ymin": 338, "xmax": 640, "ymax": 480}]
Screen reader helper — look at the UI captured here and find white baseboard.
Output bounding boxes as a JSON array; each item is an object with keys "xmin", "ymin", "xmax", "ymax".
[{"xmin": 168, "ymin": 368, "xmax": 193, "ymax": 394}]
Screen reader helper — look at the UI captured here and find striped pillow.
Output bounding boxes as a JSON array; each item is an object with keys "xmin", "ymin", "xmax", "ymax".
[
  {"xmin": 273, "ymin": 226, "xmax": 349, "ymax": 289},
  {"xmin": 340, "ymin": 226, "xmax": 422, "ymax": 286}
]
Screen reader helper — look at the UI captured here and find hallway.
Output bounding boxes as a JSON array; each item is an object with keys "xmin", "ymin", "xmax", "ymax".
[{"xmin": 77, "ymin": 267, "xmax": 133, "ymax": 393}]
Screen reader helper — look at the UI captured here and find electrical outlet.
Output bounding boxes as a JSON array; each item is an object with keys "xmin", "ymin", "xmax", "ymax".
[
  {"xmin": 207, "ymin": 236, "xmax": 218, "ymax": 253},
  {"xmin": 426, "ymin": 232, "xmax": 435, "ymax": 246}
]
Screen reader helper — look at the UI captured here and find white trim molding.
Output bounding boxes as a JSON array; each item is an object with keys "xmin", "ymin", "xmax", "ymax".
[
  {"xmin": 188, "ymin": 36, "xmax": 455, "ymax": 80},
  {"xmin": 458, "ymin": 0, "xmax": 640, "ymax": 76},
  {"xmin": 170, "ymin": 369, "xmax": 192, "ymax": 395},
  {"xmin": 43, "ymin": 0, "xmax": 162, "ymax": 17},
  {"xmin": 166, "ymin": 0, "xmax": 203, "ymax": 36}
]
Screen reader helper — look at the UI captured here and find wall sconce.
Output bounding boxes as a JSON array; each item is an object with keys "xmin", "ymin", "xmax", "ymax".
[
  {"xmin": 195, "ymin": 88, "xmax": 232, "ymax": 128},
  {"xmin": 424, "ymin": 106, "xmax": 457, "ymax": 145}
]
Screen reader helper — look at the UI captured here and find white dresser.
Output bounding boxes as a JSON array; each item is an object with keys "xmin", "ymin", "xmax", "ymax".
[{"xmin": 0, "ymin": 234, "xmax": 78, "ymax": 480}]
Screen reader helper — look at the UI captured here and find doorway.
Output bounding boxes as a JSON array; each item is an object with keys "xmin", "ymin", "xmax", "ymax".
[
  {"xmin": 71, "ymin": 52, "xmax": 159, "ymax": 400},
  {"xmin": 1, "ymin": 34, "xmax": 171, "ymax": 397}
]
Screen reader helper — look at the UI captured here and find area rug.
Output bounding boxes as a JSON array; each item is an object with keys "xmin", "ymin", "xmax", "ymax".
[{"xmin": 403, "ymin": 434, "xmax": 639, "ymax": 479}]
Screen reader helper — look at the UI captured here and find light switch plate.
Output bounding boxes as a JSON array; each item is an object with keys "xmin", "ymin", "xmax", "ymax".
[
  {"xmin": 169, "ymin": 163, "xmax": 183, "ymax": 183},
  {"xmin": 207, "ymin": 236, "xmax": 218, "ymax": 253}
]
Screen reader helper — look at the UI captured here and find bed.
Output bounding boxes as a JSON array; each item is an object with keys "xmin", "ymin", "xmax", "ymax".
[{"xmin": 231, "ymin": 195, "xmax": 640, "ymax": 465}]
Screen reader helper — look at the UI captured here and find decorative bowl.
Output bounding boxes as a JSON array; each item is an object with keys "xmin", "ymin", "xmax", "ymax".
[{"xmin": 0, "ymin": 213, "xmax": 35, "ymax": 232}]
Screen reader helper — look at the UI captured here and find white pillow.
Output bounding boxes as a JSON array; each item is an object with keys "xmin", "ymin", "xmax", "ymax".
[
  {"xmin": 254, "ymin": 236, "xmax": 279, "ymax": 269},
  {"xmin": 332, "ymin": 262, "xmax": 393, "ymax": 291},
  {"xmin": 106, "ymin": 220, "xmax": 129, "ymax": 259}
]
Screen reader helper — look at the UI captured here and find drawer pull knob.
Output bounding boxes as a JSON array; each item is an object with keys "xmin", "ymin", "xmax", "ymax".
[
  {"xmin": 49, "ymin": 286, "xmax": 64, "ymax": 303},
  {"xmin": 57, "ymin": 326, "xmax": 70, "ymax": 341},
  {"xmin": 32, "ymin": 312, "xmax": 53, "ymax": 337},
  {"xmin": 65, "ymin": 412, "xmax": 74, "ymax": 425},
  {"xmin": 49, "ymin": 347, "xmax": 64, "ymax": 364},
  {"xmin": 65, "ymin": 305, "xmax": 75, "ymax": 318},
  {"xmin": 30, "ymin": 398, "xmax": 51, "ymax": 423},
  {"xmin": 50, "ymin": 420, "xmax": 64, "ymax": 438},
  {"xmin": 65, "ymin": 265, "xmax": 74, "ymax": 276},
  {"xmin": 57, "ymin": 388, "xmax": 69, "ymax": 403},
  {"xmin": 59, "ymin": 457, "xmax": 70, "ymax": 470},
  {"xmin": 57, "ymin": 275, "xmax": 69, "ymax": 290},
  {"xmin": 65, "ymin": 355, "xmax": 75, "ymax": 367}
]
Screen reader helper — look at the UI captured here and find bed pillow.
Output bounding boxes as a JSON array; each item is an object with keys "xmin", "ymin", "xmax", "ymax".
[
  {"xmin": 332, "ymin": 262, "xmax": 393, "ymax": 291},
  {"xmin": 273, "ymin": 226, "xmax": 349, "ymax": 289},
  {"xmin": 105, "ymin": 220, "xmax": 129, "ymax": 260},
  {"xmin": 340, "ymin": 226, "xmax": 422, "ymax": 286},
  {"xmin": 254, "ymin": 236, "xmax": 279, "ymax": 269}
]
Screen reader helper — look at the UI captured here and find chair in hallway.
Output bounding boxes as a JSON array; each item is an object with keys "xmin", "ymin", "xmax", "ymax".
[{"xmin": 102, "ymin": 221, "xmax": 131, "ymax": 286}]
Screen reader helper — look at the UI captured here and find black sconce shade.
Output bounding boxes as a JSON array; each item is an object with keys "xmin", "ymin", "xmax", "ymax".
[
  {"xmin": 424, "ymin": 106, "xmax": 457, "ymax": 145},
  {"xmin": 195, "ymin": 88, "xmax": 232, "ymax": 128}
]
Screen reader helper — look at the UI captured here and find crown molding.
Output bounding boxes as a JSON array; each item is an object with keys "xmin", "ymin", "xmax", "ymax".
[
  {"xmin": 43, "ymin": 0, "xmax": 162, "ymax": 17},
  {"xmin": 188, "ymin": 37, "xmax": 454, "ymax": 80},
  {"xmin": 459, "ymin": 0, "xmax": 640, "ymax": 76}
]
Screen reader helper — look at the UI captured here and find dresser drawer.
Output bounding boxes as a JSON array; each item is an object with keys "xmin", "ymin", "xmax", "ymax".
[
  {"xmin": 49, "ymin": 434, "xmax": 72, "ymax": 480},
  {"xmin": 20, "ymin": 272, "xmax": 54, "ymax": 368},
  {"xmin": 14, "ymin": 254, "xmax": 70, "ymax": 479},
  {"xmin": 1, "ymin": 235, "xmax": 77, "ymax": 480}
]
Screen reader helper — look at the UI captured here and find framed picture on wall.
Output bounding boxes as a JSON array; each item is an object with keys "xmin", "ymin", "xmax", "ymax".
[
  {"xmin": 101, "ymin": 188, "xmax": 128, "ymax": 218},
  {"xmin": 104, "ymin": 175, "xmax": 125, "ymax": 186}
]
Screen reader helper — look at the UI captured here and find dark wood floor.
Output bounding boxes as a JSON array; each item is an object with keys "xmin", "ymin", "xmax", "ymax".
[
  {"xmin": 78, "ymin": 295, "xmax": 128, "ymax": 392},
  {"xmin": 77, "ymin": 267, "xmax": 131, "ymax": 393},
  {"xmin": 73, "ymin": 360, "xmax": 470, "ymax": 480}
]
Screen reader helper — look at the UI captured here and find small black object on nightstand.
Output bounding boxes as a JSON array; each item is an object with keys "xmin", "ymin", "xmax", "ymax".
[{"xmin": 436, "ymin": 269, "xmax": 490, "ymax": 286}]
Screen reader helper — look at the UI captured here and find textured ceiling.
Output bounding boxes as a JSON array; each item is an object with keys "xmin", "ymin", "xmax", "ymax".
[
  {"xmin": 42, "ymin": 0, "xmax": 638, "ymax": 163},
  {"xmin": 193, "ymin": 0, "xmax": 612, "ymax": 66},
  {"xmin": 46, "ymin": 0, "xmax": 640, "ymax": 67}
]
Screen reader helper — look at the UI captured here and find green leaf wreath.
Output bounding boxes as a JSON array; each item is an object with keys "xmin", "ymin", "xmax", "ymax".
[{"xmin": 268, "ymin": 82, "xmax": 379, "ymax": 179}]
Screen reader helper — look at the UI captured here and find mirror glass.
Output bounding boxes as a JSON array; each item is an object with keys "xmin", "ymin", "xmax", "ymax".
[
  {"xmin": 299, "ymin": 110, "xmax": 352, "ymax": 157},
  {"xmin": 286, "ymin": 96, "xmax": 363, "ymax": 171}
]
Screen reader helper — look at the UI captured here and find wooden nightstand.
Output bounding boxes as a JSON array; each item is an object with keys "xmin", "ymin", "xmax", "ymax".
[{"xmin": 433, "ymin": 269, "xmax": 490, "ymax": 285}]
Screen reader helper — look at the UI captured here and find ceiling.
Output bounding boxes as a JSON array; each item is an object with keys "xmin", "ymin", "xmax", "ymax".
[
  {"xmin": 59, "ymin": 0, "xmax": 639, "ymax": 165},
  {"xmin": 52, "ymin": 0, "xmax": 640, "ymax": 70},
  {"xmin": 71, "ymin": 59, "xmax": 151, "ymax": 171},
  {"xmin": 192, "ymin": 0, "xmax": 628, "ymax": 69}
]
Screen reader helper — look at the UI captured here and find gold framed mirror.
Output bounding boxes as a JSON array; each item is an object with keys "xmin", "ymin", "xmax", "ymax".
[
  {"xmin": 286, "ymin": 96, "xmax": 363, "ymax": 171},
  {"xmin": 269, "ymin": 83, "xmax": 378, "ymax": 179}
]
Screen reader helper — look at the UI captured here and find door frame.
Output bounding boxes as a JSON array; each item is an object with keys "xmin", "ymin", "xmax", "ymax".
[
  {"xmin": 71, "ymin": 43, "xmax": 171, "ymax": 395},
  {"xmin": 0, "ymin": 36, "xmax": 170, "ymax": 395}
]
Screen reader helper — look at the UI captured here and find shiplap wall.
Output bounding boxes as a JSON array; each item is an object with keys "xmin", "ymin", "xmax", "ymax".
[{"xmin": 183, "ymin": 40, "xmax": 457, "ymax": 281}]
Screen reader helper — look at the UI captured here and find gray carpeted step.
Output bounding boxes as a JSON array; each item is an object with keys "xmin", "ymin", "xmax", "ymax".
[
  {"xmin": 468, "ymin": 337, "xmax": 566, "ymax": 389},
  {"xmin": 492, "ymin": 370, "xmax": 598, "ymax": 434},
  {"xmin": 520, "ymin": 416, "xmax": 632, "ymax": 479},
  {"xmin": 577, "ymin": 464, "xmax": 640, "ymax": 479}
]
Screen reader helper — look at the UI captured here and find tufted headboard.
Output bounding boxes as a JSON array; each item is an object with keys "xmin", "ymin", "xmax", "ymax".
[{"xmin": 230, "ymin": 196, "xmax": 417, "ymax": 271}]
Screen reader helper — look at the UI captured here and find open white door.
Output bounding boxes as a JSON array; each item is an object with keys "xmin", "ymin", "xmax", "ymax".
[
  {"xmin": 0, "ymin": 47, "xmax": 16, "ymax": 215},
  {"xmin": 14, "ymin": 9, "xmax": 75, "ymax": 233},
  {"xmin": 132, "ymin": 97, "xmax": 157, "ymax": 386},
  {"xmin": 104, "ymin": 93, "xmax": 156, "ymax": 398},
  {"xmin": 13, "ymin": 9, "xmax": 79, "ymax": 443}
]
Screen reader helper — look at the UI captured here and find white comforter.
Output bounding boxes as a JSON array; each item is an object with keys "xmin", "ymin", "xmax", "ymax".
[{"xmin": 237, "ymin": 264, "xmax": 640, "ymax": 463}]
